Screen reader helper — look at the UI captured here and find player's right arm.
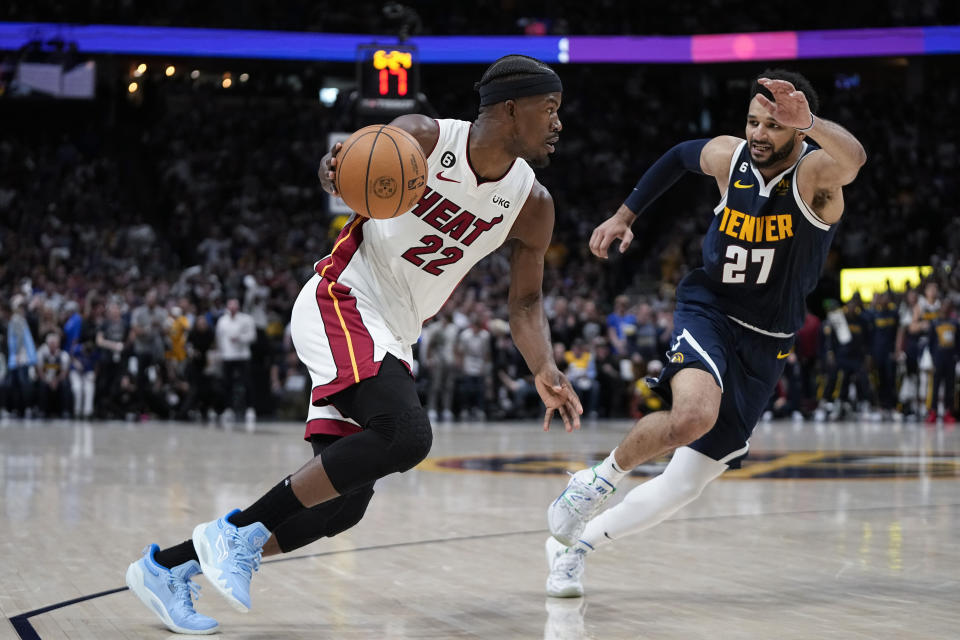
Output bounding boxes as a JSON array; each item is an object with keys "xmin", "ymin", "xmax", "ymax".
[
  {"xmin": 317, "ymin": 115, "xmax": 439, "ymax": 197},
  {"xmin": 589, "ymin": 135, "xmax": 741, "ymax": 259}
]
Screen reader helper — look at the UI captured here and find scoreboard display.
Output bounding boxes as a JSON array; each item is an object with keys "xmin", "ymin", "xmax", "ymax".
[{"xmin": 356, "ymin": 44, "xmax": 419, "ymax": 113}]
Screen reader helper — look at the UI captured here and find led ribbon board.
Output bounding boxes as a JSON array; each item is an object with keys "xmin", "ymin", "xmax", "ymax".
[{"xmin": 1, "ymin": 23, "xmax": 958, "ymax": 63}]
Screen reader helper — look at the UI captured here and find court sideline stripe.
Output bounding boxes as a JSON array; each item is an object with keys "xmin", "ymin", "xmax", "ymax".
[
  {"xmin": 7, "ymin": 501, "xmax": 959, "ymax": 639},
  {"xmin": 9, "ymin": 588, "xmax": 128, "ymax": 640}
]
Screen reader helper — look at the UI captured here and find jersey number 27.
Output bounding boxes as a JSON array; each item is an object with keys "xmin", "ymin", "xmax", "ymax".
[{"xmin": 721, "ymin": 245, "xmax": 775, "ymax": 284}]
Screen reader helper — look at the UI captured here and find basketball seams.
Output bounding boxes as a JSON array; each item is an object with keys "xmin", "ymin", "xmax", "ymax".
[
  {"xmin": 336, "ymin": 131, "xmax": 377, "ymax": 212},
  {"xmin": 379, "ymin": 131, "xmax": 405, "ymax": 218},
  {"xmin": 394, "ymin": 127, "xmax": 428, "ymax": 178},
  {"xmin": 389, "ymin": 126, "xmax": 427, "ymax": 215},
  {"xmin": 391, "ymin": 126, "xmax": 427, "ymax": 166},
  {"xmin": 364, "ymin": 125, "xmax": 386, "ymax": 219}
]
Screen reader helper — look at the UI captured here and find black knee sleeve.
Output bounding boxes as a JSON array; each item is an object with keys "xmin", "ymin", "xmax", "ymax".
[
  {"xmin": 367, "ymin": 407, "xmax": 433, "ymax": 473},
  {"xmin": 273, "ymin": 484, "xmax": 375, "ymax": 553},
  {"xmin": 323, "ymin": 484, "xmax": 375, "ymax": 537},
  {"xmin": 320, "ymin": 407, "xmax": 433, "ymax": 494}
]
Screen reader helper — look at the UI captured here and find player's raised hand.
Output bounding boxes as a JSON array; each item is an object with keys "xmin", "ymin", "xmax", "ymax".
[
  {"xmin": 534, "ymin": 368, "xmax": 583, "ymax": 432},
  {"xmin": 317, "ymin": 141, "xmax": 343, "ymax": 196},
  {"xmin": 589, "ymin": 205, "xmax": 636, "ymax": 259},
  {"xmin": 755, "ymin": 78, "xmax": 814, "ymax": 130}
]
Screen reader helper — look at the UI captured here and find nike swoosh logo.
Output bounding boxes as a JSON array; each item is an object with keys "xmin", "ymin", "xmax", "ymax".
[
  {"xmin": 435, "ymin": 171, "xmax": 460, "ymax": 183},
  {"xmin": 776, "ymin": 350, "xmax": 791, "ymax": 360},
  {"xmin": 734, "ymin": 180, "xmax": 754, "ymax": 189}
]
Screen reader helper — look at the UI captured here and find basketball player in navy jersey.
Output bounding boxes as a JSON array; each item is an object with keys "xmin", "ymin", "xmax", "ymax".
[{"xmin": 545, "ymin": 70, "xmax": 866, "ymax": 597}]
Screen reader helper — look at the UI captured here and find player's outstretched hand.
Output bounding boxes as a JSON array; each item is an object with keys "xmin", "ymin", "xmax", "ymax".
[
  {"xmin": 317, "ymin": 142, "xmax": 343, "ymax": 196},
  {"xmin": 589, "ymin": 206, "xmax": 635, "ymax": 259},
  {"xmin": 755, "ymin": 78, "xmax": 814, "ymax": 130},
  {"xmin": 535, "ymin": 368, "xmax": 583, "ymax": 432}
]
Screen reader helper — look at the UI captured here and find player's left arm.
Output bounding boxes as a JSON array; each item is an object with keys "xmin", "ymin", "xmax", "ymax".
[
  {"xmin": 755, "ymin": 78, "xmax": 867, "ymax": 225},
  {"xmin": 507, "ymin": 181, "xmax": 583, "ymax": 432}
]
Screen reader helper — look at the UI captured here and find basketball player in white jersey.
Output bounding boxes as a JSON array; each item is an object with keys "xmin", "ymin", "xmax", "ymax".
[{"xmin": 125, "ymin": 54, "xmax": 582, "ymax": 634}]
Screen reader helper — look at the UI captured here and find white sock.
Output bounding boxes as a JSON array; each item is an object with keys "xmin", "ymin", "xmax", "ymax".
[
  {"xmin": 581, "ymin": 447, "xmax": 727, "ymax": 550},
  {"xmin": 594, "ymin": 448, "xmax": 628, "ymax": 486}
]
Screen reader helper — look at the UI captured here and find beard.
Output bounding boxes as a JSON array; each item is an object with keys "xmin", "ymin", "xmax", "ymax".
[
  {"xmin": 525, "ymin": 153, "xmax": 551, "ymax": 169},
  {"xmin": 751, "ymin": 136, "xmax": 795, "ymax": 168}
]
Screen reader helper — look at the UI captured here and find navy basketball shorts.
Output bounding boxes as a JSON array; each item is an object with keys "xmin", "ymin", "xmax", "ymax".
[{"xmin": 650, "ymin": 301, "xmax": 794, "ymax": 468}]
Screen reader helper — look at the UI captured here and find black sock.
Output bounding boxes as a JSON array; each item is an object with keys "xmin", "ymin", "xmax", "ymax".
[
  {"xmin": 153, "ymin": 540, "xmax": 199, "ymax": 569},
  {"xmin": 228, "ymin": 476, "xmax": 305, "ymax": 532}
]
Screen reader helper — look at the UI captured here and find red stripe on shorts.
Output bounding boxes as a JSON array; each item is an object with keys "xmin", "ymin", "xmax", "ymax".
[
  {"xmin": 304, "ymin": 418, "xmax": 362, "ymax": 440},
  {"xmin": 311, "ymin": 217, "xmax": 381, "ymax": 405},
  {"xmin": 315, "ymin": 216, "xmax": 366, "ymax": 280}
]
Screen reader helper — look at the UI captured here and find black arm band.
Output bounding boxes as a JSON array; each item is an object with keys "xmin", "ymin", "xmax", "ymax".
[{"xmin": 623, "ymin": 139, "xmax": 710, "ymax": 215}]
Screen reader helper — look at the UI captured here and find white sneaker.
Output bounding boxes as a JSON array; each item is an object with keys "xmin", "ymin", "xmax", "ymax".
[
  {"xmin": 545, "ymin": 537, "xmax": 584, "ymax": 598},
  {"xmin": 547, "ymin": 466, "xmax": 616, "ymax": 546}
]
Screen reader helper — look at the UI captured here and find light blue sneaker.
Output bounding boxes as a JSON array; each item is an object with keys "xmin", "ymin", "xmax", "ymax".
[
  {"xmin": 192, "ymin": 509, "xmax": 268, "ymax": 612},
  {"xmin": 125, "ymin": 544, "xmax": 219, "ymax": 635}
]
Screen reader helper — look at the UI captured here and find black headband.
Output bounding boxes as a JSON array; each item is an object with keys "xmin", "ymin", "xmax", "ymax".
[{"xmin": 477, "ymin": 74, "xmax": 563, "ymax": 106}]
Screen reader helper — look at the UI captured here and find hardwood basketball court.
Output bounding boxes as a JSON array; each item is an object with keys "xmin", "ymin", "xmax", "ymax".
[{"xmin": 2, "ymin": 417, "xmax": 958, "ymax": 639}]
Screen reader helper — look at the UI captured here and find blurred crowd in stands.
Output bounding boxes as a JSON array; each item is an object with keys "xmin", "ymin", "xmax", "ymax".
[
  {"xmin": 1, "ymin": 262, "xmax": 957, "ymax": 424},
  {"xmin": 1, "ymin": 50, "xmax": 958, "ymax": 425}
]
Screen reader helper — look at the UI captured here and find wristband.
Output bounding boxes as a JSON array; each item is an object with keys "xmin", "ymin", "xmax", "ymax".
[{"xmin": 797, "ymin": 113, "xmax": 815, "ymax": 132}]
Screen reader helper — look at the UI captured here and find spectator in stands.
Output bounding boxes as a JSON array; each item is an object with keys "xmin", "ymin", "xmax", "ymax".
[
  {"xmin": 606, "ymin": 295, "xmax": 637, "ymax": 356},
  {"xmin": 867, "ymin": 291, "xmax": 899, "ymax": 418},
  {"xmin": 631, "ymin": 301, "xmax": 661, "ymax": 362},
  {"xmin": 215, "ymin": 297, "xmax": 257, "ymax": 423},
  {"xmin": 95, "ymin": 301, "xmax": 129, "ymax": 419},
  {"xmin": 420, "ymin": 310, "xmax": 458, "ymax": 422},
  {"xmin": 592, "ymin": 337, "xmax": 624, "ymax": 418},
  {"xmin": 130, "ymin": 289, "xmax": 168, "ymax": 418},
  {"xmin": 491, "ymin": 319, "xmax": 538, "ymax": 419},
  {"xmin": 896, "ymin": 288, "xmax": 923, "ymax": 418},
  {"xmin": 548, "ymin": 296, "xmax": 581, "ymax": 349},
  {"xmin": 62, "ymin": 300, "xmax": 83, "ymax": 354},
  {"xmin": 70, "ymin": 321, "xmax": 98, "ymax": 419},
  {"xmin": 36, "ymin": 332, "xmax": 71, "ymax": 418},
  {"xmin": 6, "ymin": 295, "xmax": 37, "ymax": 417},
  {"xmin": 926, "ymin": 299, "xmax": 958, "ymax": 423},
  {"xmin": 564, "ymin": 338, "xmax": 599, "ymax": 418},
  {"xmin": 455, "ymin": 311, "xmax": 491, "ymax": 420},
  {"xmin": 183, "ymin": 314, "xmax": 221, "ymax": 421}
]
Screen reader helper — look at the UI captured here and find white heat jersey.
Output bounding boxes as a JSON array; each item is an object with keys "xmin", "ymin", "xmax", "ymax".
[{"xmin": 318, "ymin": 118, "xmax": 536, "ymax": 345}]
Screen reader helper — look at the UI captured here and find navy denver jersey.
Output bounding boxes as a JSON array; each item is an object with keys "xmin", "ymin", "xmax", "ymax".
[{"xmin": 677, "ymin": 140, "xmax": 837, "ymax": 335}]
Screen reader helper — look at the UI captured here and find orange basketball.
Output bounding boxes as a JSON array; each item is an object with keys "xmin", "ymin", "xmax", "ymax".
[{"xmin": 334, "ymin": 124, "xmax": 427, "ymax": 219}]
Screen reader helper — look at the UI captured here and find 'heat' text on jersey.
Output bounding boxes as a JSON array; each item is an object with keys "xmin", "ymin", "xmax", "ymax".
[
  {"xmin": 409, "ymin": 186, "xmax": 504, "ymax": 246},
  {"xmin": 718, "ymin": 206, "xmax": 794, "ymax": 243}
]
